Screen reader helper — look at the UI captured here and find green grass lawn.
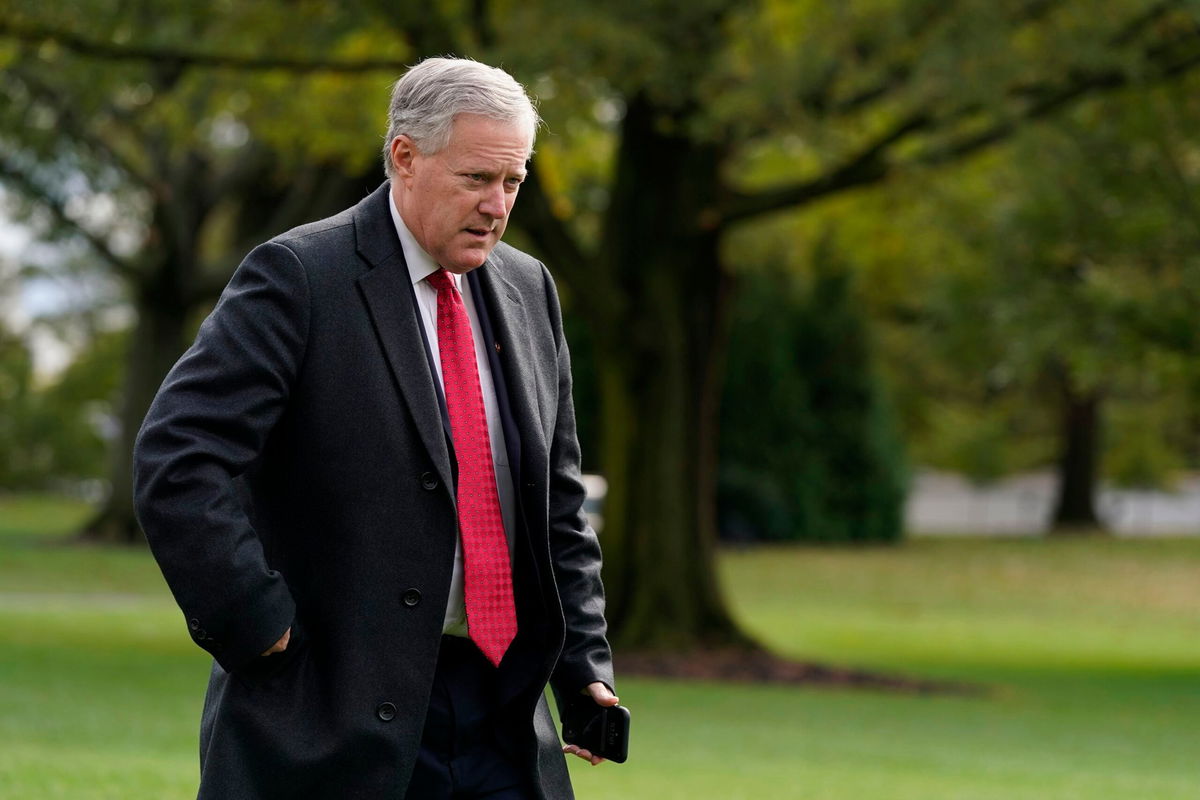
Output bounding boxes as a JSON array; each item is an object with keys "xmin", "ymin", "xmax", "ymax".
[{"xmin": 2, "ymin": 494, "xmax": 1198, "ymax": 799}]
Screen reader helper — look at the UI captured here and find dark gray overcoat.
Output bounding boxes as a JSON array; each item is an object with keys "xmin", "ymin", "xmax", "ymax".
[{"xmin": 133, "ymin": 182, "xmax": 613, "ymax": 799}]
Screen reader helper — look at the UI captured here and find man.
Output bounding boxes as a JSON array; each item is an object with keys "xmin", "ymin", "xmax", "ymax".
[{"xmin": 133, "ymin": 57, "xmax": 617, "ymax": 800}]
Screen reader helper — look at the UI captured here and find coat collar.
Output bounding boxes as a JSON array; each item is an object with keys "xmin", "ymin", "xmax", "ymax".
[{"xmin": 473, "ymin": 248, "xmax": 547, "ymax": 472}]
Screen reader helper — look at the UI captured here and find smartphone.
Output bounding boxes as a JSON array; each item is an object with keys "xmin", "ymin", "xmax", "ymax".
[{"xmin": 561, "ymin": 696, "xmax": 630, "ymax": 764}]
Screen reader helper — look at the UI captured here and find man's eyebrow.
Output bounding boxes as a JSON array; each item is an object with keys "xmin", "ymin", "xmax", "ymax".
[{"xmin": 456, "ymin": 165, "xmax": 527, "ymax": 179}]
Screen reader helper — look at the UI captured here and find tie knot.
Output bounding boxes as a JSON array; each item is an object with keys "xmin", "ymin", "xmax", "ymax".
[{"xmin": 426, "ymin": 268, "xmax": 458, "ymax": 295}]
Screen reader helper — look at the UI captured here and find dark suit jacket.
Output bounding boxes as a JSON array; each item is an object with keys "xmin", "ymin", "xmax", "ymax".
[{"xmin": 132, "ymin": 182, "xmax": 613, "ymax": 799}]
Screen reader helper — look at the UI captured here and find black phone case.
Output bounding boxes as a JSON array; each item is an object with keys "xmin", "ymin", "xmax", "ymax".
[{"xmin": 561, "ymin": 698, "xmax": 630, "ymax": 763}]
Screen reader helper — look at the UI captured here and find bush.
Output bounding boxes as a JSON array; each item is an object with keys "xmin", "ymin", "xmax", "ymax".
[
  {"xmin": 718, "ymin": 248, "xmax": 907, "ymax": 543},
  {"xmin": 0, "ymin": 329, "xmax": 123, "ymax": 491}
]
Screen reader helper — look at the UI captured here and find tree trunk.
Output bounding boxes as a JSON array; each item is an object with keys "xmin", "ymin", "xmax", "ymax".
[
  {"xmin": 1050, "ymin": 377, "xmax": 1103, "ymax": 532},
  {"xmin": 596, "ymin": 306, "xmax": 750, "ymax": 650},
  {"xmin": 592, "ymin": 97, "xmax": 753, "ymax": 650},
  {"xmin": 81, "ymin": 284, "xmax": 190, "ymax": 544}
]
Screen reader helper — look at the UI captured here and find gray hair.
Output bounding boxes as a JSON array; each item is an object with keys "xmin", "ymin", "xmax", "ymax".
[{"xmin": 381, "ymin": 57, "xmax": 540, "ymax": 178}]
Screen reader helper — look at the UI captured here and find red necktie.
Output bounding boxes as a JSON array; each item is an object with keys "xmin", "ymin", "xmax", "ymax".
[{"xmin": 426, "ymin": 268, "xmax": 517, "ymax": 667}]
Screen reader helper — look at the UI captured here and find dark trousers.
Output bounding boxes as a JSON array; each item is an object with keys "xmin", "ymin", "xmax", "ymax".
[{"xmin": 405, "ymin": 636, "xmax": 534, "ymax": 800}]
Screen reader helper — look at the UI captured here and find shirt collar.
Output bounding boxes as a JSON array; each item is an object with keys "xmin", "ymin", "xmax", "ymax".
[{"xmin": 388, "ymin": 186, "xmax": 461, "ymax": 290}]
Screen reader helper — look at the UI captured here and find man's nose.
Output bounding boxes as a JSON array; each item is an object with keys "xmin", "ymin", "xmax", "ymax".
[{"xmin": 479, "ymin": 184, "xmax": 507, "ymax": 219}]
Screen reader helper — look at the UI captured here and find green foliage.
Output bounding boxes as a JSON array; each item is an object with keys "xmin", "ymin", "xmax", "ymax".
[
  {"xmin": 0, "ymin": 327, "xmax": 124, "ymax": 490},
  {"xmin": 770, "ymin": 71, "xmax": 1200, "ymax": 493},
  {"xmin": 0, "ymin": 332, "xmax": 42, "ymax": 486},
  {"xmin": 922, "ymin": 405, "xmax": 1021, "ymax": 486},
  {"xmin": 1105, "ymin": 398, "xmax": 1187, "ymax": 489},
  {"xmin": 918, "ymin": 82, "xmax": 1200, "ymax": 487},
  {"xmin": 719, "ymin": 241, "xmax": 907, "ymax": 543}
]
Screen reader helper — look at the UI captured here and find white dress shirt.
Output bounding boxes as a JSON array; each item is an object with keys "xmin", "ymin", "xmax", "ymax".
[{"xmin": 388, "ymin": 191, "xmax": 517, "ymax": 637}]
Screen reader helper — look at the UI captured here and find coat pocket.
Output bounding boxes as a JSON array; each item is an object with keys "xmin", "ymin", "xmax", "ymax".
[{"xmin": 233, "ymin": 616, "xmax": 312, "ymax": 689}]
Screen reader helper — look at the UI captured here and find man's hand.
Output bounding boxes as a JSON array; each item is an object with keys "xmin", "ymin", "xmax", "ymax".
[
  {"xmin": 261, "ymin": 627, "xmax": 291, "ymax": 656},
  {"xmin": 562, "ymin": 682, "xmax": 620, "ymax": 766}
]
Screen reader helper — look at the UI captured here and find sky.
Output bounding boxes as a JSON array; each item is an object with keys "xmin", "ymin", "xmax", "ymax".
[{"xmin": 1, "ymin": 208, "xmax": 84, "ymax": 378}]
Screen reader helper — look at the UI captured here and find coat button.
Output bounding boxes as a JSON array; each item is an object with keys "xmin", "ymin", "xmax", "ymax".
[
  {"xmin": 189, "ymin": 618, "xmax": 201, "ymax": 631},
  {"xmin": 401, "ymin": 588, "xmax": 422, "ymax": 608},
  {"xmin": 421, "ymin": 472, "xmax": 438, "ymax": 491},
  {"xmin": 377, "ymin": 702, "xmax": 397, "ymax": 722},
  {"xmin": 194, "ymin": 628, "xmax": 208, "ymax": 639}
]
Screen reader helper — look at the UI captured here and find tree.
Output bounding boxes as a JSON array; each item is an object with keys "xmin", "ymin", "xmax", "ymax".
[
  {"xmin": 3, "ymin": 1, "xmax": 1200, "ymax": 645},
  {"xmin": 485, "ymin": 0, "xmax": 1200, "ymax": 637},
  {"xmin": 0, "ymin": 2, "xmax": 405, "ymax": 539},
  {"xmin": 929, "ymin": 79, "xmax": 1200, "ymax": 530},
  {"xmin": 826, "ymin": 74, "xmax": 1200, "ymax": 532}
]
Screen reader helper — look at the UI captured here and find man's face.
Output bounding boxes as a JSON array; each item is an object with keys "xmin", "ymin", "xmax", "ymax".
[{"xmin": 390, "ymin": 114, "xmax": 530, "ymax": 274}]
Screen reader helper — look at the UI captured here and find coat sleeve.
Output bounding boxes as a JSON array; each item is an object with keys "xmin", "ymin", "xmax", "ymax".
[
  {"xmin": 133, "ymin": 241, "xmax": 309, "ymax": 673},
  {"xmin": 539, "ymin": 265, "xmax": 616, "ymax": 698}
]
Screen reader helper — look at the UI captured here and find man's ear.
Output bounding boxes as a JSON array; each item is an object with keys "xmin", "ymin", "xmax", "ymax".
[{"xmin": 390, "ymin": 135, "xmax": 419, "ymax": 180}]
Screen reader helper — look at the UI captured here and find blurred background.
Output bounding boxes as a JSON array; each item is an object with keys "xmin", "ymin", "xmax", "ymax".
[{"xmin": 1, "ymin": 1, "xmax": 1198, "ymax": 798}]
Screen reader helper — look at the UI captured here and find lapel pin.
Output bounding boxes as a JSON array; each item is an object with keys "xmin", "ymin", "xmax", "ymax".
[{"xmin": 494, "ymin": 342, "xmax": 502, "ymax": 353}]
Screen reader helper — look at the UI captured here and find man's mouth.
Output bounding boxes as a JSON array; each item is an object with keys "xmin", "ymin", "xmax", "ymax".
[{"xmin": 465, "ymin": 227, "xmax": 492, "ymax": 238}]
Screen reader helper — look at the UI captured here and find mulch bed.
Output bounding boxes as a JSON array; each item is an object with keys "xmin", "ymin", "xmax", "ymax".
[{"xmin": 616, "ymin": 648, "xmax": 983, "ymax": 696}]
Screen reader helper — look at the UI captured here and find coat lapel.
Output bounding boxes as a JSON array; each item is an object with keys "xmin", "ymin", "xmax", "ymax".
[
  {"xmin": 353, "ymin": 184, "xmax": 454, "ymax": 491},
  {"xmin": 474, "ymin": 253, "xmax": 548, "ymax": 476}
]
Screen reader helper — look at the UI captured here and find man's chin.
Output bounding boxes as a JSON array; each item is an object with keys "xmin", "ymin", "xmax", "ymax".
[{"xmin": 443, "ymin": 248, "xmax": 493, "ymax": 274}]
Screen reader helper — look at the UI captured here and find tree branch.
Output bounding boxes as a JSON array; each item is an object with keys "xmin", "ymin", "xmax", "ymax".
[
  {"xmin": 0, "ymin": 155, "xmax": 139, "ymax": 279},
  {"xmin": 722, "ymin": 112, "xmax": 933, "ymax": 224},
  {"xmin": 0, "ymin": 18, "xmax": 412, "ymax": 73},
  {"xmin": 804, "ymin": 0, "xmax": 1059, "ymax": 119},
  {"xmin": 1110, "ymin": 0, "xmax": 1185, "ymax": 47},
  {"xmin": 802, "ymin": 0, "xmax": 965, "ymax": 117},
  {"xmin": 3, "ymin": 65, "xmax": 159, "ymax": 193},
  {"xmin": 918, "ymin": 34, "xmax": 1200, "ymax": 167},
  {"xmin": 726, "ymin": 9, "xmax": 1200, "ymax": 224}
]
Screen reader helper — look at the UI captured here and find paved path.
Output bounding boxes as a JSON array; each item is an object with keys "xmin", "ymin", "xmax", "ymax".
[{"xmin": 906, "ymin": 470, "xmax": 1200, "ymax": 536}]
